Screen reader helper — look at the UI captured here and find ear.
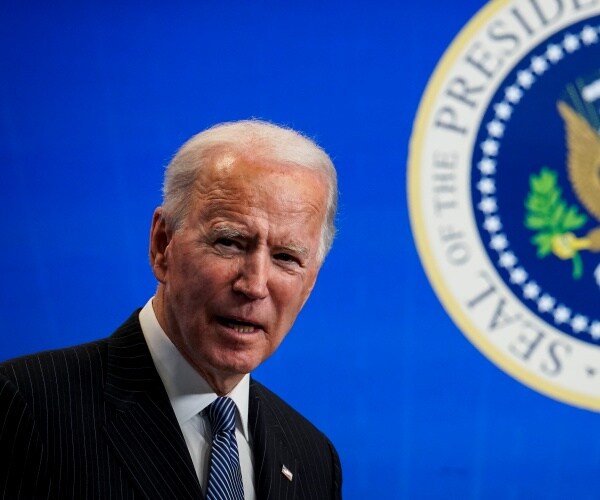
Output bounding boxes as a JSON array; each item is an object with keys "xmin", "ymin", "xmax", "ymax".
[
  {"xmin": 149, "ymin": 207, "xmax": 172, "ymax": 283},
  {"xmin": 300, "ymin": 266, "xmax": 321, "ymax": 309}
]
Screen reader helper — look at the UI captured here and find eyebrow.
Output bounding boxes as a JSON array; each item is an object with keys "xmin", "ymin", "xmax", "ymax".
[
  {"xmin": 212, "ymin": 225, "xmax": 311, "ymax": 258},
  {"xmin": 212, "ymin": 226, "xmax": 247, "ymax": 239}
]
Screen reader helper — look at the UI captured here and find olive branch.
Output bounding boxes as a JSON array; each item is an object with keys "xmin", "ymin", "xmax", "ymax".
[{"xmin": 524, "ymin": 167, "xmax": 588, "ymax": 279}]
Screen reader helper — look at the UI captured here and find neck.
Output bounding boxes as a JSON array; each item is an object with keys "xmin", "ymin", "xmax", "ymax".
[{"xmin": 151, "ymin": 290, "xmax": 245, "ymax": 395}]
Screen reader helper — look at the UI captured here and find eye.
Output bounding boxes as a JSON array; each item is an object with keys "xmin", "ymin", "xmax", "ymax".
[
  {"xmin": 215, "ymin": 238, "xmax": 244, "ymax": 252},
  {"xmin": 216, "ymin": 238, "xmax": 237, "ymax": 247},
  {"xmin": 274, "ymin": 252, "xmax": 300, "ymax": 265}
]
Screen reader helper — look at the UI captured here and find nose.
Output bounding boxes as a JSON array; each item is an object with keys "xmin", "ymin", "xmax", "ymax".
[{"xmin": 232, "ymin": 251, "xmax": 269, "ymax": 300}]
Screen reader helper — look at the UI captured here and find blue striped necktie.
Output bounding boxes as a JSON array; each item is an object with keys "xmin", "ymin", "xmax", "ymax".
[{"xmin": 205, "ymin": 397, "xmax": 245, "ymax": 500}]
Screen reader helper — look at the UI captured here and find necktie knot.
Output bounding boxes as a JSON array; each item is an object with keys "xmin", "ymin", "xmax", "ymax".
[{"xmin": 207, "ymin": 396, "xmax": 237, "ymax": 435}]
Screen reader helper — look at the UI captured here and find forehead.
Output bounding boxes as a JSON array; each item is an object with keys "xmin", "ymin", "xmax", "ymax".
[{"xmin": 193, "ymin": 153, "xmax": 328, "ymax": 215}]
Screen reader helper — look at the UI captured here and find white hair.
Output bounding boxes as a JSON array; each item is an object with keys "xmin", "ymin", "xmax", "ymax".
[{"xmin": 162, "ymin": 119, "xmax": 338, "ymax": 261}]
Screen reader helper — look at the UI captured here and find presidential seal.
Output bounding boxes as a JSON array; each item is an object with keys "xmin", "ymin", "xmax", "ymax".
[{"xmin": 408, "ymin": 0, "xmax": 600, "ymax": 410}]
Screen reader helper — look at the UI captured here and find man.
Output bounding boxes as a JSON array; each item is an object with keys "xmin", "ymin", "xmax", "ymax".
[{"xmin": 0, "ymin": 120, "xmax": 342, "ymax": 499}]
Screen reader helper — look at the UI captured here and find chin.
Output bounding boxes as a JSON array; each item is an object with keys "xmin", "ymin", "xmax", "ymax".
[{"xmin": 212, "ymin": 352, "xmax": 264, "ymax": 376}]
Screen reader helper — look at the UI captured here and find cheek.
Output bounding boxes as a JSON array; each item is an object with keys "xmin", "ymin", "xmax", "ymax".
[
  {"xmin": 172, "ymin": 255, "xmax": 239, "ymax": 302},
  {"xmin": 273, "ymin": 278, "xmax": 314, "ymax": 321}
]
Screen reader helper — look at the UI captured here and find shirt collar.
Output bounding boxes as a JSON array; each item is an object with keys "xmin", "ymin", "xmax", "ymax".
[{"xmin": 138, "ymin": 298, "xmax": 251, "ymax": 440}]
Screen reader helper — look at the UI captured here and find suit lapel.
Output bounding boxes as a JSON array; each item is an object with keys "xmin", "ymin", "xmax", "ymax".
[
  {"xmin": 250, "ymin": 381, "xmax": 298, "ymax": 499},
  {"xmin": 103, "ymin": 312, "xmax": 203, "ymax": 500}
]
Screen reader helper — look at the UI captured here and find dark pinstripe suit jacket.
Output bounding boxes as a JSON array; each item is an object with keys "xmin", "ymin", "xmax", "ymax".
[{"xmin": 0, "ymin": 311, "xmax": 342, "ymax": 499}]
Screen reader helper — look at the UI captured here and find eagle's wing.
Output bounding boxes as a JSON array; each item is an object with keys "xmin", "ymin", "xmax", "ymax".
[{"xmin": 557, "ymin": 101, "xmax": 600, "ymax": 221}]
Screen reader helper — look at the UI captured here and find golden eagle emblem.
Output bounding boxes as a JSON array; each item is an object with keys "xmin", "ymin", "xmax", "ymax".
[{"xmin": 525, "ymin": 102, "xmax": 600, "ymax": 279}]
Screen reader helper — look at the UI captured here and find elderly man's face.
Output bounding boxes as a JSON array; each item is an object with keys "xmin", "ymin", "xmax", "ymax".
[{"xmin": 150, "ymin": 154, "xmax": 328, "ymax": 392}]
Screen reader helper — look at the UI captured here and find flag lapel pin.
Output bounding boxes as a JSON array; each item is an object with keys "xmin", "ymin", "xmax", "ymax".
[{"xmin": 281, "ymin": 464, "xmax": 293, "ymax": 482}]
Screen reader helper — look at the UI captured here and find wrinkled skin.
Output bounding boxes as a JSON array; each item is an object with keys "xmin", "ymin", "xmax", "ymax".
[{"xmin": 150, "ymin": 153, "xmax": 328, "ymax": 394}]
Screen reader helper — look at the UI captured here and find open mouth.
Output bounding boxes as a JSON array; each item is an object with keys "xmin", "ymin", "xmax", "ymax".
[{"xmin": 218, "ymin": 317, "xmax": 263, "ymax": 333}]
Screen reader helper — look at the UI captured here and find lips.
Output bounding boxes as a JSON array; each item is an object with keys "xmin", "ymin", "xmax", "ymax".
[{"xmin": 217, "ymin": 316, "xmax": 264, "ymax": 334}]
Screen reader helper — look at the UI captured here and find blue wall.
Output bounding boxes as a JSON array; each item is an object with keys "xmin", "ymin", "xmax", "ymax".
[{"xmin": 2, "ymin": 1, "xmax": 599, "ymax": 498}]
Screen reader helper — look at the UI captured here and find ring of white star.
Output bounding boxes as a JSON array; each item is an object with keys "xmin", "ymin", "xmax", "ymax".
[{"xmin": 475, "ymin": 23, "xmax": 600, "ymax": 340}]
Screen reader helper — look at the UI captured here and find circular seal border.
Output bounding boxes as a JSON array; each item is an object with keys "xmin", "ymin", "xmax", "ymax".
[{"xmin": 408, "ymin": 0, "xmax": 600, "ymax": 411}]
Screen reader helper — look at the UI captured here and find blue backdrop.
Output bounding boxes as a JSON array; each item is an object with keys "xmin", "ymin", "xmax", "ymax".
[{"xmin": 2, "ymin": 1, "xmax": 599, "ymax": 498}]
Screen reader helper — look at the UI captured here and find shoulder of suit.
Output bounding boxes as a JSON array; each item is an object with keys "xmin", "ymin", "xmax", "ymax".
[
  {"xmin": 0, "ymin": 308, "xmax": 143, "ymax": 387},
  {"xmin": 249, "ymin": 378, "xmax": 333, "ymax": 443},
  {"xmin": 0, "ymin": 337, "xmax": 110, "ymax": 392}
]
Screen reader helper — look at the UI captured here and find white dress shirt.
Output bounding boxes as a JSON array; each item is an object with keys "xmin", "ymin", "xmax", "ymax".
[{"xmin": 139, "ymin": 298, "xmax": 256, "ymax": 499}]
